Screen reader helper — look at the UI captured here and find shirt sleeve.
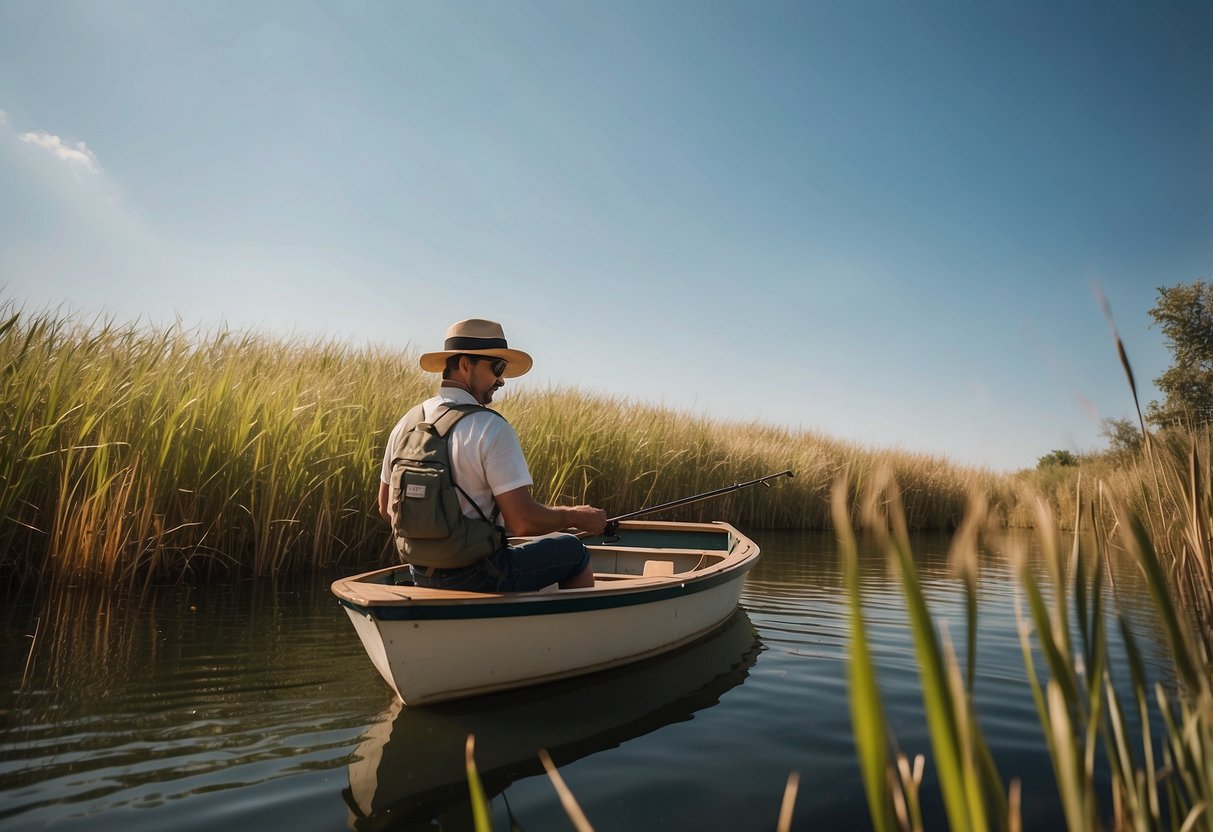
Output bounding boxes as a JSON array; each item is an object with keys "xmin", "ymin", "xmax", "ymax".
[{"xmin": 481, "ymin": 419, "xmax": 533, "ymax": 496}]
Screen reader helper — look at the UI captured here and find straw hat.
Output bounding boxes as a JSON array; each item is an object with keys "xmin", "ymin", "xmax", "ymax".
[{"xmin": 419, "ymin": 319, "xmax": 533, "ymax": 378}]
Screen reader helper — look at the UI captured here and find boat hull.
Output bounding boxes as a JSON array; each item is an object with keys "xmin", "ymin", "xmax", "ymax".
[
  {"xmin": 333, "ymin": 521, "xmax": 758, "ymax": 705},
  {"xmin": 344, "ymin": 609, "xmax": 761, "ymax": 825}
]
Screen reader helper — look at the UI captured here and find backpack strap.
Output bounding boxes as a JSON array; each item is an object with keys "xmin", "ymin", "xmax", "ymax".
[
  {"xmin": 399, "ymin": 402, "xmax": 427, "ymax": 432},
  {"xmin": 428, "ymin": 402, "xmax": 509, "ymax": 547},
  {"xmin": 428, "ymin": 402, "xmax": 505, "ymax": 436}
]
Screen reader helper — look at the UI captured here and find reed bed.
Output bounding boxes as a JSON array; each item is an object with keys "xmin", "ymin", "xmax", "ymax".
[
  {"xmin": 842, "ymin": 453, "xmax": 1213, "ymax": 831},
  {"xmin": 1012, "ymin": 314, "xmax": 1213, "ymax": 654},
  {"xmin": 1, "ymin": 307, "xmax": 421, "ymax": 585},
  {"xmin": 1, "ymin": 303, "xmax": 1023, "ymax": 587},
  {"xmin": 841, "ymin": 313, "xmax": 1213, "ymax": 831}
]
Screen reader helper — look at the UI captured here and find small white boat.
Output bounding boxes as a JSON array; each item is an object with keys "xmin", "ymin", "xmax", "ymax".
[{"xmin": 332, "ymin": 520, "xmax": 760, "ymax": 705}]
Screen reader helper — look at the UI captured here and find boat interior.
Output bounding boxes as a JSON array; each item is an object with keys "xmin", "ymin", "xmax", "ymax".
[
  {"xmin": 583, "ymin": 524, "xmax": 735, "ymax": 582},
  {"xmin": 588, "ymin": 549, "xmax": 729, "ymax": 581},
  {"xmin": 345, "ymin": 521, "xmax": 743, "ymax": 593}
]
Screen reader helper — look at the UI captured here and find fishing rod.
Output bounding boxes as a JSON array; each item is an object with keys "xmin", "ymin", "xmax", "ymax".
[{"xmin": 604, "ymin": 470, "xmax": 794, "ymax": 535}]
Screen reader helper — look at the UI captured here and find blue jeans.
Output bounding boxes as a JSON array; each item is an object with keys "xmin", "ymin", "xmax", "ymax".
[{"xmin": 409, "ymin": 533, "xmax": 590, "ymax": 592}]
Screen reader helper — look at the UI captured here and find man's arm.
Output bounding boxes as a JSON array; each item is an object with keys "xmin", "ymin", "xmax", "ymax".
[
  {"xmin": 378, "ymin": 481, "xmax": 391, "ymax": 522},
  {"xmin": 495, "ymin": 486, "xmax": 606, "ymax": 536}
]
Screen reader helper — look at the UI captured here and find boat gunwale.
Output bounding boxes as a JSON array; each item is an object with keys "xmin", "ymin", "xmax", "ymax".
[{"xmin": 331, "ymin": 520, "xmax": 758, "ymax": 615}]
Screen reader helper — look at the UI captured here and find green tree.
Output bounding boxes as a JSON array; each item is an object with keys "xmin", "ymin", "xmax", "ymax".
[
  {"xmin": 1100, "ymin": 416, "xmax": 1143, "ymax": 462},
  {"xmin": 1037, "ymin": 449, "xmax": 1079, "ymax": 469},
  {"xmin": 1146, "ymin": 279, "xmax": 1213, "ymax": 428}
]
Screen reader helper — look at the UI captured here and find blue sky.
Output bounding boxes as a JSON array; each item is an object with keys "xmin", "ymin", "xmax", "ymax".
[{"xmin": 1, "ymin": 1, "xmax": 1209, "ymax": 471}]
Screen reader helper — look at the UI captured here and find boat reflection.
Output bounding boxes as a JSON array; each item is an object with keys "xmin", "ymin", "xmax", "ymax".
[{"xmin": 344, "ymin": 609, "xmax": 762, "ymax": 830}]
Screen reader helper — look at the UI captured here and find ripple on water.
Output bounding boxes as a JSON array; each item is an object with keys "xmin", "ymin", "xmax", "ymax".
[{"xmin": 0, "ymin": 579, "xmax": 386, "ymax": 829}]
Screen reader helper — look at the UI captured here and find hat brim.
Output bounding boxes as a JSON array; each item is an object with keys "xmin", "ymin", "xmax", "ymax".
[{"xmin": 419, "ymin": 348, "xmax": 533, "ymax": 378}]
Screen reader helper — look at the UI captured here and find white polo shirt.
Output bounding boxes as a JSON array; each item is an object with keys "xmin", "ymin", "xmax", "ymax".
[{"xmin": 380, "ymin": 386, "xmax": 532, "ymax": 523}]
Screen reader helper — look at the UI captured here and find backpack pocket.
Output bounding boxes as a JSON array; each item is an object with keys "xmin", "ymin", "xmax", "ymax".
[{"xmin": 392, "ymin": 463, "xmax": 459, "ymax": 540}]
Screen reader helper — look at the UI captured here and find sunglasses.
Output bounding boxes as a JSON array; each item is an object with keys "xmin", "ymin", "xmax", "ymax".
[{"xmin": 469, "ymin": 355, "xmax": 508, "ymax": 377}]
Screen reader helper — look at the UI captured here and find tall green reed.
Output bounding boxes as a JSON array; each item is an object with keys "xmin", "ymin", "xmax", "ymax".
[
  {"xmin": 840, "ymin": 470, "xmax": 1010, "ymax": 832},
  {"xmin": 1015, "ymin": 299, "xmax": 1213, "ymax": 647},
  {"xmin": 843, "ymin": 466, "xmax": 1213, "ymax": 831},
  {"xmin": 844, "ymin": 299, "xmax": 1213, "ymax": 830}
]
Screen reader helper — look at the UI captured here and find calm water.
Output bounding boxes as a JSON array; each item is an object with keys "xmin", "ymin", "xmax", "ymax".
[{"xmin": 1, "ymin": 530, "xmax": 1173, "ymax": 830}]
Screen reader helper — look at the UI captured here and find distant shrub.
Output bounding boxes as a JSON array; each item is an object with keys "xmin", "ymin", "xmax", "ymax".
[{"xmin": 1036, "ymin": 449, "xmax": 1078, "ymax": 468}]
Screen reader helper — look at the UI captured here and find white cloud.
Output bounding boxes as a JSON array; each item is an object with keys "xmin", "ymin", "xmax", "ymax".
[
  {"xmin": 19, "ymin": 129, "xmax": 101, "ymax": 174},
  {"xmin": 0, "ymin": 110, "xmax": 8, "ymax": 125}
]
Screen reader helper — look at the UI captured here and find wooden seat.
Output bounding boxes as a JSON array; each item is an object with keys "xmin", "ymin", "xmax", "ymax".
[{"xmin": 642, "ymin": 560, "xmax": 675, "ymax": 577}]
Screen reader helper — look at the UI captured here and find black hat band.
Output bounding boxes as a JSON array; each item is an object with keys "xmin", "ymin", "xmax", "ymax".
[{"xmin": 445, "ymin": 336, "xmax": 508, "ymax": 351}]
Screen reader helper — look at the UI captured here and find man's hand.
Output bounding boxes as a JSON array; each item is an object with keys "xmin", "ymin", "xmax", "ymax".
[{"xmin": 566, "ymin": 505, "xmax": 607, "ymax": 536}]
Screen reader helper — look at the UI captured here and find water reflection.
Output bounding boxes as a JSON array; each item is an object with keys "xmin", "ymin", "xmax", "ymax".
[
  {"xmin": 344, "ymin": 610, "xmax": 761, "ymax": 830},
  {"xmin": 0, "ymin": 528, "xmax": 1178, "ymax": 831},
  {"xmin": 0, "ymin": 579, "xmax": 384, "ymax": 830}
]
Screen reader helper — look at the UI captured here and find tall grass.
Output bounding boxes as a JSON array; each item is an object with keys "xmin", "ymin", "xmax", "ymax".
[
  {"xmin": 2, "ymin": 302, "xmax": 1203, "ymax": 595},
  {"xmin": 840, "ymin": 288, "xmax": 1213, "ymax": 827},
  {"xmin": 843, "ymin": 458, "xmax": 1213, "ymax": 830},
  {"xmin": 1015, "ymin": 307, "xmax": 1213, "ymax": 653},
  {"xmin": 0, "ymin": 306, "xmax": 424, "ymax": 585},
  {"xmin": 1, "ymin": 303, "xmax": 1018, "ymax": 587}
]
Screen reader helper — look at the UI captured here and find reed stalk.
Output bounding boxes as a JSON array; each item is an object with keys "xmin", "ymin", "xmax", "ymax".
[{"xmin": 464, "ymin": 736, "xmax": 493, "ymax": 831}]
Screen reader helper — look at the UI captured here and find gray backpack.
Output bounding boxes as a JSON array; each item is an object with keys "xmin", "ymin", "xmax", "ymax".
[{"xmin": 387, "ymin": 402, "xmax": 507, "ymax": 569}]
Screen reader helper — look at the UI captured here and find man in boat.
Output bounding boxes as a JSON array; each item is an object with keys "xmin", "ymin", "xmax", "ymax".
[{"xmin": 377, "ymin": 318, "xmax": 606, "ymax": 591}]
